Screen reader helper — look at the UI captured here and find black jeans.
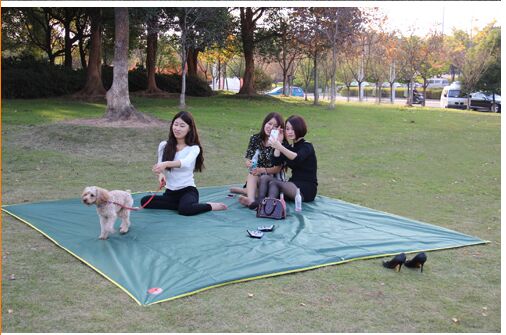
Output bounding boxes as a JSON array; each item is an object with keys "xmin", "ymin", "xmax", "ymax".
[{"xmin": 140, "ymin": 186, "xmax": 212, "ymax": 216}]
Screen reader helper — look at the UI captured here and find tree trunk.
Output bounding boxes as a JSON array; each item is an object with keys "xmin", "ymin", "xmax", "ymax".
[
  {"xmin": 179, "ymin": 27, "xmax": 188, "ymax": 110},
  {"xmin": 186, "ymin": 47, "xmax": 199, "ymax": 78},
  {"xmin": 329, "ymin": 45, "xmax": 337, "ymax": 109},
  {"xmin": 79, "ymin": 38, "xmax": 87, "ymax": 70},
  {"xmin": 64, "ymin": 13, "xmax": 72, "ymax": 69},
  {"xmin": 145, "ymin": 16, "xmax": 162, "ymax": 94},
  {"xmin": 105, "ymin": 8, "xmax": 147, "ymax": 122},
  {"xmin": 75, "ymin": 8, "xmax": 106, "ymax": 98},
  {"xmin": 390, "ymin": 83, "xmax": 395, "ymax": 103},
  {"xmin": 313, "ymin": 50, "xmax": 319, "ymax": 105},
  {"xmin": 238, "ymin": 8, "xmax": 256, "ymax": 96}
]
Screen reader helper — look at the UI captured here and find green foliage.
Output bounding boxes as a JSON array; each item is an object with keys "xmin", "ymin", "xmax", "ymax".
[
  {"xmin": 254, "ymin": 68, "xmax": 273, "ymax": 92},
  {"xmin": 1, "ymin": 56, "xmax": 85, "ymax": 98}
]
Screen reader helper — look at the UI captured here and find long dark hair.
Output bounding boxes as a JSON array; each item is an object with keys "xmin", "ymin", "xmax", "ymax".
[
  {"xmin": 259, "ymin": 112, "xmax": 284, "ymax": 142},
  {"xmin": 162, "ymin": 111, "xmax": 204, "ymax": 172}
]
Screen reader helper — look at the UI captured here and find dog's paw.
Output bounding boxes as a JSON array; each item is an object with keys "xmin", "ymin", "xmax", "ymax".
[
  {"xmin": 119, "ymin": 227, "xmax": 129, "ymax": 234},
  {"xmin": 99, "ymin": 235, "xmax": 108, "ymax": 240}
]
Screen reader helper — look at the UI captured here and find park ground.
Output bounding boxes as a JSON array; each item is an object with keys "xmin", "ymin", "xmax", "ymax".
[{"xmin": 1, "ymin": 93, "xmax": 500, "ymax": 332}]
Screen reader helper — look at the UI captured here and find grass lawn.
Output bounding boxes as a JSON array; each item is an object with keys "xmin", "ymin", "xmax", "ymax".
[{"xmin": 1, "ymin": 94, "xmax": 500, "ymax": 332}]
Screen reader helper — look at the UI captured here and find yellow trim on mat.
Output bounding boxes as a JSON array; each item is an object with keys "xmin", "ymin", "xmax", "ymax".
[
  {"xmin": 2, "ymin": 197, "xmax": 490, "ymax": 307},
  {"xmin": 146, "ymin": 240, "xmax": 488, "ymax": 306},
  {"xmin": 2, "ymin": 208, "xmax": 142, "ymax": 306}
]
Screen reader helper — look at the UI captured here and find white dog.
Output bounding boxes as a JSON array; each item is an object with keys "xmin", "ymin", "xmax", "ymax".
[{"xmin": 81, "ymin": 186, "xmax": 134, "ymax": 240}]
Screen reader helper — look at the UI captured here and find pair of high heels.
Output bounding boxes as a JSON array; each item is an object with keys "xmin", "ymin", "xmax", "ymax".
[{"xmin": 382, "ymin": 252, "xmax": 427, "ymax": 272}]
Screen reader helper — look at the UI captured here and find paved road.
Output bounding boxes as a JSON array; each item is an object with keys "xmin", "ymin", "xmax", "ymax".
[{"xmin": 305, "ymin": 94, "xmax": 441, "ymax": 108}]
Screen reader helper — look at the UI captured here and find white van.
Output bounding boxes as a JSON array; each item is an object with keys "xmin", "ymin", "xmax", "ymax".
[{"xmin": 440, "ymin": 82, "xmax": 467, "ymax": 109}]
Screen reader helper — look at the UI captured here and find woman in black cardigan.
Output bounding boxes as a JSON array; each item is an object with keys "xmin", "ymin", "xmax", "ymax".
[{"xmin": 250, "ymin": 115, "xmax": 317, "ymax": 209}]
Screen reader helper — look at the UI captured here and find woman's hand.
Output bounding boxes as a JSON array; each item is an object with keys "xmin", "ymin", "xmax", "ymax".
[
  {"xmin": 249, "ymin": 167, "xmax": 263, "ymax": 176},
  {"xmin": 268, "ymin": 138, "xmax": 283, "ymax": 150},
  {"xmin": 245, "ymin": 159, "xmax": 252, "ymax": 168},
  {"xmin": 158, "ymin": 173, "xmax": 166, "ymax": 187},
  {"xmin": 152, "ymin": 162, "xmax": 168, "ymax": 174}
]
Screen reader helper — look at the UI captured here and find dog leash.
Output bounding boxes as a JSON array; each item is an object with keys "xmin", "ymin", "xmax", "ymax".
[{"xmin": 110, "ymin": 181, "xmax": 165, "ymax": 211}]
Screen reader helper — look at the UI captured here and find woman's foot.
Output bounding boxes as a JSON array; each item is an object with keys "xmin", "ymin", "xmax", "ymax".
[
  {"xmin": 238, "ymin": 195, "xmax": 253, "ymax": 207},
  {"xmin": 229, "ymin": 187, "xmax": 247, "ymax": 195},
  {"xmin": 208, "ymin": 202, "xmax": 228, "ymax": 211}
]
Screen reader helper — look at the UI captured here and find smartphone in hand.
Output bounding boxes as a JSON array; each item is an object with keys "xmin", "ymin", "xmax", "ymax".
[{"xmin": 270, "ymin": 128, "xmax": 279, "ymax": 142}]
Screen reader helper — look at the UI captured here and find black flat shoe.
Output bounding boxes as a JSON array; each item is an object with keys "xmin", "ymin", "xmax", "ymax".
[
  {"xmin": 405, "ymin": 252, "xmax": 427, "ymax": 272},
  {"xmin": 382, "ymin": 253, "xmax": 406, "ymax": 272}
]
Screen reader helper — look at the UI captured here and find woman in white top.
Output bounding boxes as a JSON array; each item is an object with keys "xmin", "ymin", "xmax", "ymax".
[{"xmin": 141, "ymin": 111, "xmax": 227, "ymax": 215}]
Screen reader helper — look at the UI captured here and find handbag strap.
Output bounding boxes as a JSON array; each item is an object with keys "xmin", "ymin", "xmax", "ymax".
[{"xmin": 262, "ymin": 199, "xmax": 279, "ymax": 216}]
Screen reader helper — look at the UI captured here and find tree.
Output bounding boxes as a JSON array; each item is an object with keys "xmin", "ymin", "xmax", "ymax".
[
  {"xmin": 397, "ymin": 31, "xmax": 423, "ymax": 106},
  {"xmin": 315, "ymin": 7, "xmax": 364, "ymax": 109},
  {"xmin": 237, "ymin": 7, "xmax": 265, "ymax": 96},
  {"xmin": 259, "ymin": 9, "xmax": 302, "ymax": 96},
  {"xmin": 105, "ymin": 8, "xmax": 148, "ymax": 122},
  {"xmin": 144, "ymin": 8, "xmax": 165, "ymax": 94},
  {"xmin": 476, "ymin": 24, "xmax": 501, "ymax": 95},
  {"xmin": 345, "ymin": 34, "xmax": 368, "ymax": 103},
  {"xmin": 75, "ymin": 8, "xmax": 106, "ymax": 98},
  {"xmin": 296, "ymin": 56, "xmax": 313, "ymax": 101},
  {"xmin": 460, "ymin": 23, "xmax": 498, "ymax": 109},
  {"xmin": 416, "ymin": 30, "xmax": 445, "ymax": 106},
  {"xmin": 366, "ymin": 30, "xmax": 390, "ymax": 104},
  {"xmin": 383, "ymin": 32, "xmax": 400, "ymax": 103},
  {"xmin": 293, "ymin": 7, "xmax": 329, "ymax": 105},
  {"xmin": 18, "ymin": 8, "xmax": 65, "ymax": 64}
]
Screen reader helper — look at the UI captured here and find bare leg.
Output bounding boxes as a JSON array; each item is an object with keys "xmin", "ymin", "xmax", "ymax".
[
  {"xmin": 245, "ymin": 174, "xmax": 259, "ymax": 201},
  {"xmin": 229, "ymin": 186, "xmax": 247, "ymax": 195},
  {"xmin": 238, "ymin": 174, "xmax": 259, "ymax": 207}
]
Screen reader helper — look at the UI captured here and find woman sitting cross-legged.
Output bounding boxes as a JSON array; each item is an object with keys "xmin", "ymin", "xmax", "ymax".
[
  {"xmin": 249, "ymin": 115, "xmax": 317, "ymax": 209},
  {"xmin": 141, "ymin": 111, "xmax": 227, "ymax": 215}
]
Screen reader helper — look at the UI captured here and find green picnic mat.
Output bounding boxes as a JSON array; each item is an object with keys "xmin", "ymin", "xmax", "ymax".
[{"xmin": 2, "ymin": 185, "xmax": 487, "ymax": 305}]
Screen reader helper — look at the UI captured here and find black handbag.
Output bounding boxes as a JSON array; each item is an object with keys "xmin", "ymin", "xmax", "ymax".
[{"xmin": 256, "ymin": 197, "xmax": 286, "ymax": 220}]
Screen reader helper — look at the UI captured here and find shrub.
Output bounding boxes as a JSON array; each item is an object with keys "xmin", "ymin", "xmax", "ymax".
[
  {"xmin": 254, "ymin": 68, "xmax": 273, "ymax": 92},
  {"xmin": 3, "ymin": 58, "xmax": 213, "ymax": 99},
  {"xmin": 2, "ymin": 56, "xmax": 85, "ymax": 98}
]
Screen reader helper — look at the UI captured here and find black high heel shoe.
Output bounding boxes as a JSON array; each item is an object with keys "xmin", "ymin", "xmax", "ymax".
[
  {"xmin": 405, "ymin": 252, "xmax": 427, "ymax": 272},
  {"xmin": 382, "ymin": 253, "xmax": 406, "ymax": 272}
]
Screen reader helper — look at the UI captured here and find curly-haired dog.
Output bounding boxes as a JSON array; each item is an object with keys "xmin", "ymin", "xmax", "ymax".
[{"xmin": 81, "ymin": 186, "xmax": 134, "ymax": 240}]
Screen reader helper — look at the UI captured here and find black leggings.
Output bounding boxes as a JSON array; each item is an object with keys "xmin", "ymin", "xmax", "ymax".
[
  {"xmin": 140, "ymin": 186, "xmax": 212, "ymax": 216},
  {"xmin": 257, "ymin": 175, "xmax": 317, "ymax": 203}
]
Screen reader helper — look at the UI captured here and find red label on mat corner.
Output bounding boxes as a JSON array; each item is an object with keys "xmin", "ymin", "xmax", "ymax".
[{"xmin": 148, "ymin": 287, "xmax": 163, "ymax": 295}]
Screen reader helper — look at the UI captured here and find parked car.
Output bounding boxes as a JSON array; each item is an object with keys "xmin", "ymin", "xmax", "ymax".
[
  {"xmin": 469, "ymin": 92, "xmax": 501, "ymax": 113},
  {"xmin": 440, "ymin": 82, "xmax": 467, "ymax": 109},
  {"xmin": 266, "ymin": 86, "xmax": 305, "ymax": 97}
]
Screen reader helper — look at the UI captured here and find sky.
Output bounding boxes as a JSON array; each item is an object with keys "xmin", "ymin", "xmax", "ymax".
[{"xmin": 378, "ymin": 1, "xmax": 501, "ymax": 36}]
